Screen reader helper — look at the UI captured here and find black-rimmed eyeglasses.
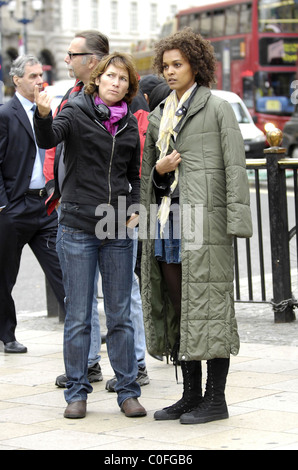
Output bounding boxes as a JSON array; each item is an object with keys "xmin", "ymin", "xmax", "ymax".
[{"xmin": 67, "ymin": 52, "xmax": 93, "ymax": 60}]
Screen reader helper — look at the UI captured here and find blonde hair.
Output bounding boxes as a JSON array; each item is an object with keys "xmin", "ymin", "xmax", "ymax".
[{"xmin": 85, "ymin": 52, "xmax": 139, "ymax": 104}]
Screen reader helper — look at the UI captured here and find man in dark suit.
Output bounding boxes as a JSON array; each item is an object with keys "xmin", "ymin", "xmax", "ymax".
[{"xmin": 0, "ymin": 55, "xmax": 65, "ymax": 353}]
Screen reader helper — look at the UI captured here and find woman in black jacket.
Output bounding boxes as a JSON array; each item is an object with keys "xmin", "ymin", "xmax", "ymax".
[{"xmin": 34, "ymin": 52, "xmax": 146, "ymax": 420}]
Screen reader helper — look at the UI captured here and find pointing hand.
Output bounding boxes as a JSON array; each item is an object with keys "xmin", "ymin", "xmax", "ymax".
[{"xmin": 34, "ymin": 85, "xmax": 52, "ymax": 118}]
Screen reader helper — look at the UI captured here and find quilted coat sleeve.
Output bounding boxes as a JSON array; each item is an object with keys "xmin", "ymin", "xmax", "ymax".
[{"xmin": 217, "ymin": 100, "xmax": 253, "ymax": 238}]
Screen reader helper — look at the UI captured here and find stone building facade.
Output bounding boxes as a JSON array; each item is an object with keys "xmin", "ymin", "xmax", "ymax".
[{"xmin": 0, "ymin": 0, "xmax": 194, "ymax": 94}]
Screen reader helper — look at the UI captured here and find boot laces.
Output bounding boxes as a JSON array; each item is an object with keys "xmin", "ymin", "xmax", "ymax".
[{"xmin": 170, "ymin": 340, "xmax": 181, "ymax": 383}]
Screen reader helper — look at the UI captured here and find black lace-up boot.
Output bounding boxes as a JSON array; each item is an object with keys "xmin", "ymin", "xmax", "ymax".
[
  {"xmin": 180, "ymin": 358, "xmax": 230, "ymax": 424},
  {"xmin": 154, "ymin": 360, "xmax": 203, "ymax": 420}
]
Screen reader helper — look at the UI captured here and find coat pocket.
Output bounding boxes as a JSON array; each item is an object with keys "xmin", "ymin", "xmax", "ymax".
[{"xmin": 206, "ymin": 173, "xmax": 214, "ymax": 212}]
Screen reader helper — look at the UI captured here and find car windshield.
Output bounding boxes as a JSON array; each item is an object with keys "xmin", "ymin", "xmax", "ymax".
[{"xmin": 230, "ymin": 102, "xmax": 251, "ymax": 124}]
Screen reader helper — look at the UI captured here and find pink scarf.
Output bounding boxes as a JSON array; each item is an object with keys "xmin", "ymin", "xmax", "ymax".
[{"xmin": 94, "ymin": 96, "xmax": 128, "ymax": 135}]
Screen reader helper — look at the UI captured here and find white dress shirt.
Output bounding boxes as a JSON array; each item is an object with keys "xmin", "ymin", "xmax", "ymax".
[{"xmin": 16, "ymin": 92, "xmax": 45, "ymax": 189}]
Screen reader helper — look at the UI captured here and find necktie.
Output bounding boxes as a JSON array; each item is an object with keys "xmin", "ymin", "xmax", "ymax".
[
  {"xmin": 31, "ymin": 104, "xmax": 44, "ymax": 161},
  {"xmin": 29, "ymin": 103, "xmax": 45, "ymax": 188}
]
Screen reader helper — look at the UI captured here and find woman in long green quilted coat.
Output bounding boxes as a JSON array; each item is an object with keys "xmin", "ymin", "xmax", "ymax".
[{"xmin": 139, "ymin": 28, "xmax": 253, "ymax": 425}]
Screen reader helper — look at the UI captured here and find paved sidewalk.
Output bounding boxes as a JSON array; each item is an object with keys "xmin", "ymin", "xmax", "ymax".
[{"xmin": 0, "ymin": 300, "xmax": 298, "ymax": 451}]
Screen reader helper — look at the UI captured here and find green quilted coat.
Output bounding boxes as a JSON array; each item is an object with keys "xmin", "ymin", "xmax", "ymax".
[{"xmin": 139, "ymin": 86, "xmax": 253, "ymax": 361}]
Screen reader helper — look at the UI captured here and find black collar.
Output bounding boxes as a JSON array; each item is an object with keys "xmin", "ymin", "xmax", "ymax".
[{"xmin": 173, "ymin": 85, "xmax": 198, "ymax": 134}]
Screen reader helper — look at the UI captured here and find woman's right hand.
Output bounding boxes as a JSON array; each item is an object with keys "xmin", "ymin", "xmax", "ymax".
[
  {"xmin": 155, "ymin": 150, "xmax": 182, "ymax": 175},
  {"xmin": 34, "ymin": 85, "xmax": 52, "ymax": 118}
]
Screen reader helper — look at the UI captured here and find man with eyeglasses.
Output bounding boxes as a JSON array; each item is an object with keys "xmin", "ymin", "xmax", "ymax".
[
  {"xmin": 67, "ymin": 52, "xmax": 94, "ymax": 60},
  {"xmin": 44, "ymin": 31, "xmax": 110, "ymax": 213}
]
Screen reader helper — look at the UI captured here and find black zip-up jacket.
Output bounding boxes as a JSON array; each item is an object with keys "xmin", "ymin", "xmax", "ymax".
[{"xmin": 34, "ymin": 92, "xmax": 140, "ymax": 235}]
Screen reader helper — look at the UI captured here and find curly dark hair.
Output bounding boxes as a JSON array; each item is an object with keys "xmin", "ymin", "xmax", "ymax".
[
  {"xmin": 85, "ymin": 52, "xmax": 139, "ymax": 105},
  {"xmin": 153, "ymin": 27, "xmax": 217, "ymax": 88}
]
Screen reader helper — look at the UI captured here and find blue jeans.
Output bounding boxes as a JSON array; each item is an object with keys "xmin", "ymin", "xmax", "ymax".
[
  {"xmin": 131, "ymin": 229, "xmax": 146, "ymax": 368},
  {"xmin": 89, "ymin": 264, "xmax": 101, "ymax": 367},
  {"xmin": 56, "ymin": 225, "xmax": 140, "ymax": 407},
  {"xmin": 57, "ymin": 219, "xmax": 101, "ymax": 368}
]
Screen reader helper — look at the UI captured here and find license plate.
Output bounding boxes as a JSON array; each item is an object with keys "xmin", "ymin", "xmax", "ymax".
[{"xmin": 265, "ymin": 100, "xmax": 282, "ymax": 112}]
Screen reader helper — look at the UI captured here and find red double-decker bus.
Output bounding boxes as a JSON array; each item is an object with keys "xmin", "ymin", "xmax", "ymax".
[{"xmin": 176, "ymin": 0, "xmax": 298, "ymax": 132}]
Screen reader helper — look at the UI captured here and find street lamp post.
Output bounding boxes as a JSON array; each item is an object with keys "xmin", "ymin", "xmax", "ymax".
[
  {"xmin": 8, "ymin": 0, "xmax": 43, "ymax": 54},
  {"xmin": 0, "ymin": 1, "xmax": 11, "ymax": 86}
]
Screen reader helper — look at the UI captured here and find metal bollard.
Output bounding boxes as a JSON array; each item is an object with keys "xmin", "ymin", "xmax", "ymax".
[
  {"xmin": 265, "ymin": 128, "xmax": 296, "ymax": 323},
  {"xmin": 45, "ymin": 278, "xmax": 65, "ymax": 322}
]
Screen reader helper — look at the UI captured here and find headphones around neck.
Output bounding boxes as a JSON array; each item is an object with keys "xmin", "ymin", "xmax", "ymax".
[{"xmin": 95, "ymin": 103, "xmax": 111, "ymax": 121}]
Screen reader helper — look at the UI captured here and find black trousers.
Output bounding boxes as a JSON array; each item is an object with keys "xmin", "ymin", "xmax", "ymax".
[{"xmin": 0, "ymin": 194, "xmax": 65, "ymax": 343}]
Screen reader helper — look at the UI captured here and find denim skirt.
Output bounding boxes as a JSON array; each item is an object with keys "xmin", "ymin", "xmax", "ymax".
[{"xmin": 155, "ymin": 202, "xmax": 181, "ymax": 264}]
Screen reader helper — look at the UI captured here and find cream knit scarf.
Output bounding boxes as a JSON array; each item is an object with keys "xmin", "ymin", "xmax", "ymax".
[{"xmin": 156, "ymin": 84, "xmax": 196, "ymax": 237}]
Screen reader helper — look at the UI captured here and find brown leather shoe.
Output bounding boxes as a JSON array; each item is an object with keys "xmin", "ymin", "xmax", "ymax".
[
  {"xmin": 121, "ymin": 398, "xmax": 147, "ymax": 417},
  {"xmin": 64, "ymin": 400, "xmax": 86, "ymax": 419}
]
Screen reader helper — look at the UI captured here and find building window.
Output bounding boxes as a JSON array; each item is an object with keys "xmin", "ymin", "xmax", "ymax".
[
  {"xmin": 150, "ymin": 3, "xmax": 158, "ymax": 31},
  {"xmin": 130, "ymin": 2, "xmax": 138, "ymax": 32},
  {"xmin": 111, "ymin": 1, "xmax": 118, "ymax": 31},
  {"xmin": 91, "ymin": 0, "xmax": 99, "ymax": 29},
  {"xmin": 53, "ymin": 0, "xmax": 61, "ymax": 28},
  {"xmin": 72, "ymin": 0, "xmax": 79, "ymax": 29}
]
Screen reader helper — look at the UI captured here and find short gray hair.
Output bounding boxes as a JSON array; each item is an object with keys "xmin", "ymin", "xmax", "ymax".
[{"xmin": 9, "ymin": 55, "xmax": 42, "ymax": 85}]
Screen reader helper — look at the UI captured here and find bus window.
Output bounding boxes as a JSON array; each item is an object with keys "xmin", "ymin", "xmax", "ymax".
[
  {"xmin": 213, "ymin": 9, "xmax": 225, "ymax": 37},
  {"xmin": 295, "ymin": 5, "xmax": 298, "ymax": 33},
  {"xmin": 179, "ymin": 14, "xmax": 189, "ymax": 29},
  {"xmin": 239, "ymin": 3, "xmax": 252, "ymax": 34},
  {"xmin": 201, "ymin": 12, "xmax": 212, "ymax": 37},
  {"xmin": 254, "ymin": 71, "xmax": 295, "ymax": 116},
  {"xmin": 226, "ymin": 5, "xmax": 240, "ymax": 35},
  {"xmin": 259, "ymin": 0, "xmax": 298, "ymax": 33},
  {"xmin": 190, "ymin": 13, "xmax": 200, "ymax": 34},
  {"xmin": 259, "ymin": 38, "xmax": 298, "ymax": 66}
]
